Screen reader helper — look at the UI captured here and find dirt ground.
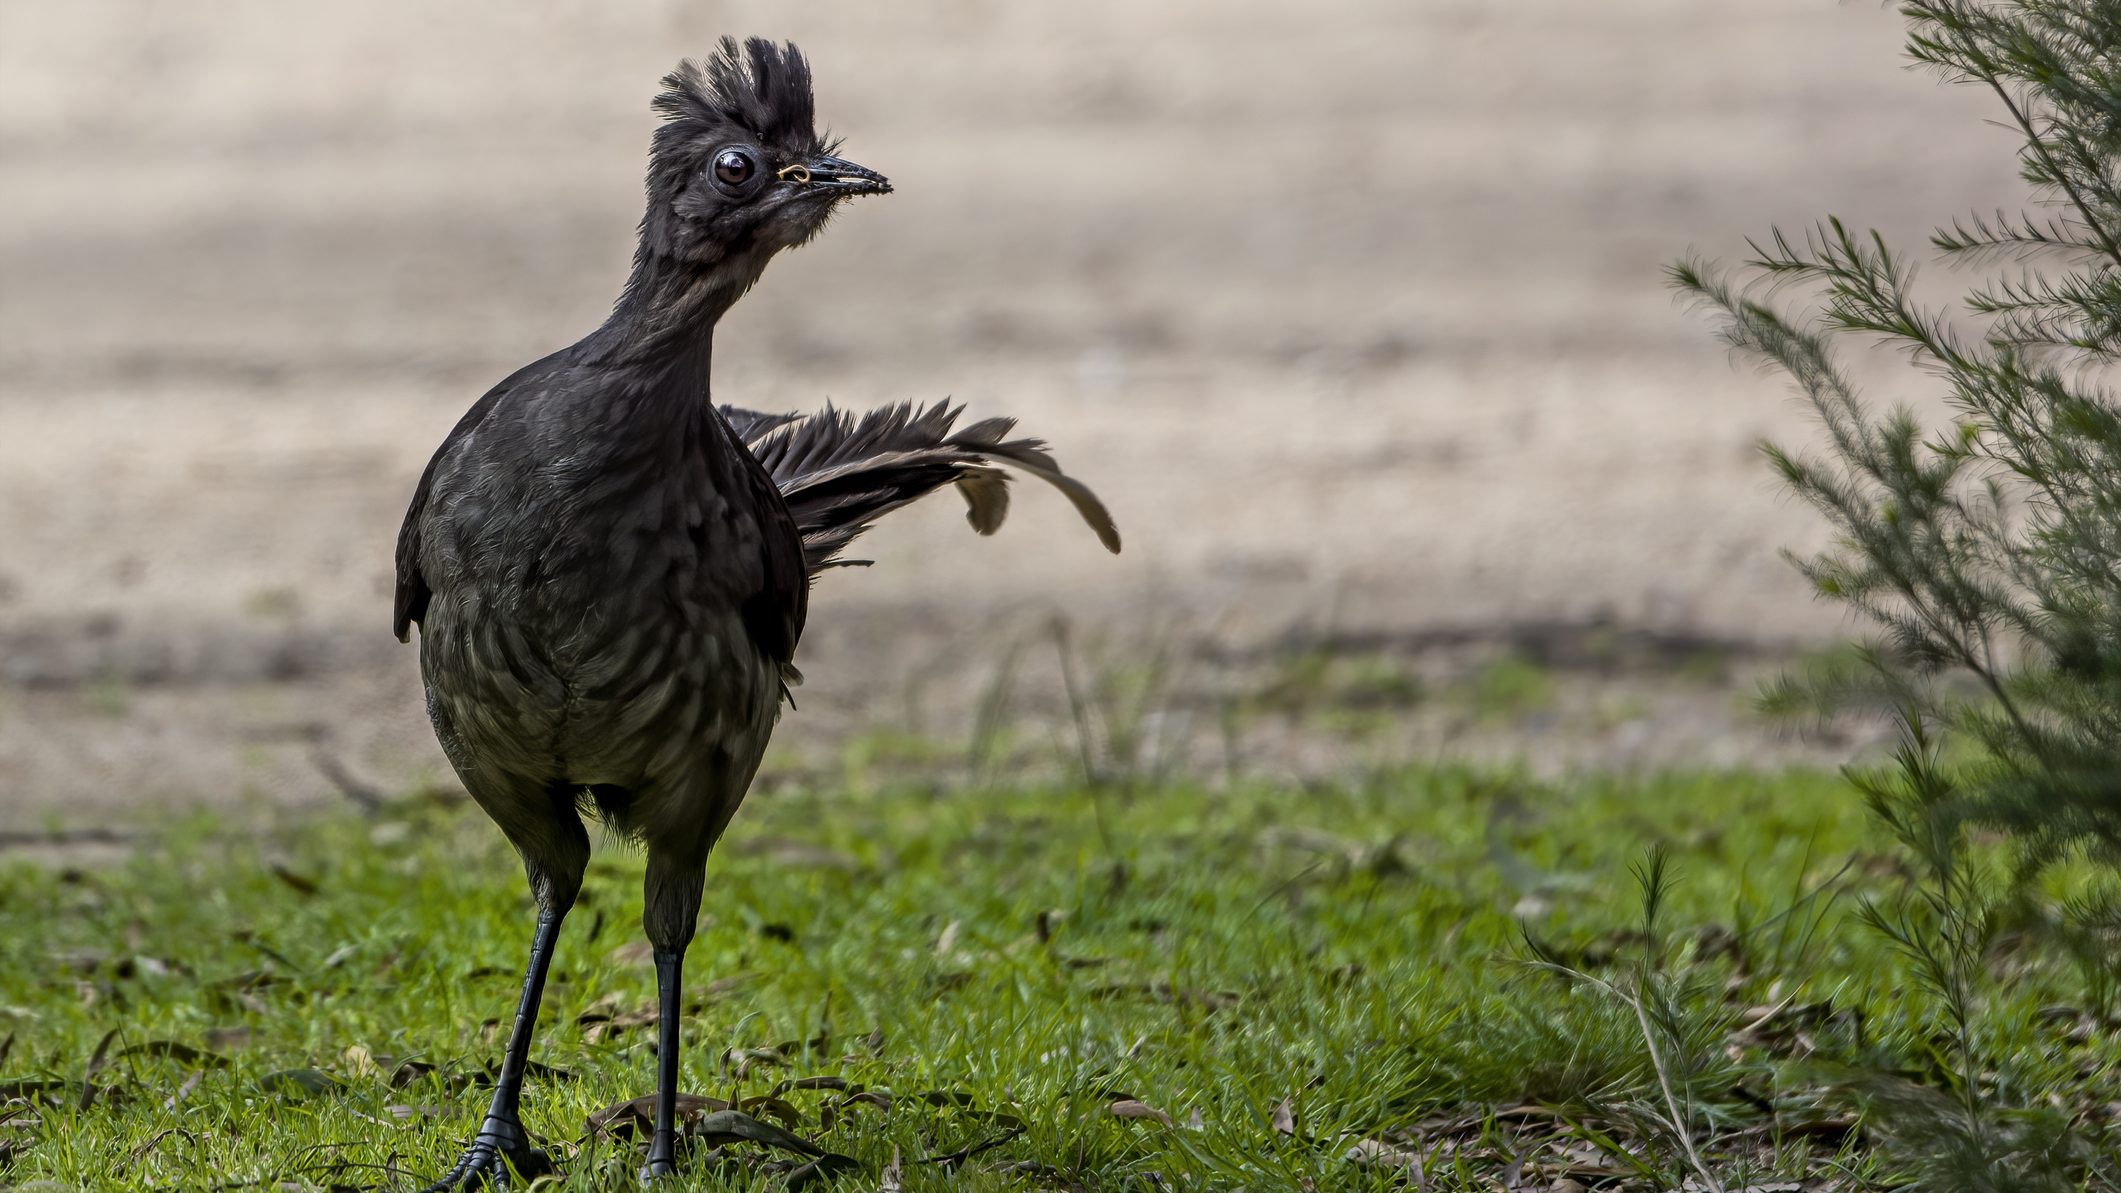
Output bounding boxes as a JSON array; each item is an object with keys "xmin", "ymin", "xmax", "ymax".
[{"xmin": 0, "ymin": 1, "xmax": 2031, "ymax": 824}]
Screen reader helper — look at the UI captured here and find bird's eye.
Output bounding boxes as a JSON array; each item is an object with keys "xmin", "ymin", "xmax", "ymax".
[{"xmin": 713, "ymin": 149, "xmax": 756, "ymax": 189}]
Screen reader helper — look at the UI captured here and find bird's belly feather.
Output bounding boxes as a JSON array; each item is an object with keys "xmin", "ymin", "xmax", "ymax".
[{"xmin": 420, "ymin": 573, "xmax": 778, "ymax": 799}]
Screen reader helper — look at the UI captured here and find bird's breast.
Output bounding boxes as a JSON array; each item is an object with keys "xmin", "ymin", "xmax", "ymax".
[{"xmin": 418, "ymin": 437, "xmax": 782, "ymax": 787}]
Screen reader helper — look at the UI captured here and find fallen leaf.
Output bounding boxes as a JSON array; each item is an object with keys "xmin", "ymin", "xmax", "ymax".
[
  {"xmin": 721, "ymin": 1045, "xmax": 790, "ymax": 1079},
  {"xmin": 118, "ymin": 1041, "xmax": 230, "ymax": 1069},
  {"xmin": 784, "ymin": 1154, "xmax": 861, "ymax": 1187},
  {"xmin": 693, "ymin": 1109, "xmax": 825, "ymax": 1156},
  {"xmin": 340, "ymin": 1044, "xmax": 377, "ymax": 1077},
  {"xmin": 258, "ymin": 1068, "xmax": 343, "ymax": 1099},
  {"xmin": 118, "ymin": 955, "xmax": 172, "ymax": 980},
  {"xmin": 737, "ymin": 1094, "xmax": 805, "ymax": 1129},
  {"xmin": 1345, "ymin": 1137, "xmax": 1423, "ymax": 1169},
  {"xmin": 0, "ymin": 1078, "xmax": 69, "ymax": 1109},
  {"xmin": 386, "ymin": 1057, "xmax": 439, "ymax": 1089},
  {"xmin": 820, "ymin": 1089, "xmax": 892, "ymax": 1130},
  {"xmin": 1110, "ymin": 1099, "xmax": 1172, "ymax": 1127},
  {"xmin": 79, "ymin": 1027, "xmax": 119, "ymax": 1111},
  {"xmin": 585, "ymin": 1092, "xmax": 729, "ymax": 1141}
]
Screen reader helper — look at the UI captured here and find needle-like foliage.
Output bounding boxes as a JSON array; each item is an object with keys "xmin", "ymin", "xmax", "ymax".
[
  {"xmin": 1677, "ymin": 8, "xmax": 2121, "ymax": 1182},
  {"xmin": 1675, "ymin": 0, "xmax": 2121, "ymax": 881}
]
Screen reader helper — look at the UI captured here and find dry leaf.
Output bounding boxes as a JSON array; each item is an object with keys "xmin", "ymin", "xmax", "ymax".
[
  {"xmin": 1110, "ymin": 1099, "xmax": 1172, "ymax": 1126},
  {"xmin": 118, "ymin": 1040, "xmax": 229, "ymax": 1069},
  {"xmin": 258, "ymin": 1068, "xmax": 344, "ymax": 1099},
  {"xmin": 585, "ymin": 1091, "xmax": 730, "ymax": 1141},
  {"xmin": 1345, "ymin": 1137, "xmax": 1423, "ymax": 1169},
  {"xmin": 341, "ymin": 1044, "xmax": 377, "ymax": 1078}
]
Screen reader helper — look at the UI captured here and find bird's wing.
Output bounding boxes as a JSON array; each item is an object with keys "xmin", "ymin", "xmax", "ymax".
[
  {"xmin": 742, "ymin": 400, "xmax": 1121, "ymax": 574},
  {"xmin": 392, "ymin": 362, "xmax": 547, "ymax": 642},
  {"xmin": 716, "ymin": 409, "xmax": 810, "ymax": 676}
]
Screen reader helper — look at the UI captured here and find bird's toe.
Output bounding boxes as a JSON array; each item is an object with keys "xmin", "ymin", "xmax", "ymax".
[{"xmin": 422, "ymin": 1130, "xmax": 553, "ymax": 1190}]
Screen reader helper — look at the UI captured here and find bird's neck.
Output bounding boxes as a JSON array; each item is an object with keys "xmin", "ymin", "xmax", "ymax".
[{"xmin": 578, "ymin": 244, "xmax": 772, "ymax": 391}]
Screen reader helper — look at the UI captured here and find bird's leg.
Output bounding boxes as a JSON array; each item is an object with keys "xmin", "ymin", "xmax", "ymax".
[
  {"xmin": 643, "ymin": 947, "xmax": 687, "ymax": 1177},
  {"xmin": 423, "ymin": 898, "xmax": 571, "ymax": 1190},
  {"xmin": 486, "ymin": 905, "xmax": 567, "ymax": 1153},
  {"xmin": 640, "ymin": 855, "xmax": 705, "ymax": 1180}
]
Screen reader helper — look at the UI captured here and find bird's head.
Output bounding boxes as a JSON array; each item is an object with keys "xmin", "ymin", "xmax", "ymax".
[{"xmin": 639, "ymin": 38, "xmax": 889, "ymax": 273}]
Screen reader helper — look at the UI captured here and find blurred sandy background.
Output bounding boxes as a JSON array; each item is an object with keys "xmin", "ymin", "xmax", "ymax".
[{"xmin": 0, "ymin": 1, "xmax": 2030, "ymax": 822}]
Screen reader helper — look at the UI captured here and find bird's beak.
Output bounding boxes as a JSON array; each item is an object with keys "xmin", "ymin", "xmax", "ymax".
[{"xmin": 785, "ymin": 154, "xmax": 892, "ymax": 197}]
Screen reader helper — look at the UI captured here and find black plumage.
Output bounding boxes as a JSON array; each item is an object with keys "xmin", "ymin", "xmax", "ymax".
[
  {"xmin": 734, "ymin": 399, "xmax": 1121, "ymax": 572},
  {"xmin": 394, "ymin": 39, "xmax": 1116, "ymax": 1187}
]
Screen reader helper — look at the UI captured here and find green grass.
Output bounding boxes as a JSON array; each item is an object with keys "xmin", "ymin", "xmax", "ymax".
[{"xmin": 0, "ymin": 770, "xmax": 2115, "ymax": 1189}]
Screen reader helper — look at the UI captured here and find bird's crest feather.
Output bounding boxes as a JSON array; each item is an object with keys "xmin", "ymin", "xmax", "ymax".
[{"xmin": 652, "ymin": 37, "xmax": 822, "ymax": 156}]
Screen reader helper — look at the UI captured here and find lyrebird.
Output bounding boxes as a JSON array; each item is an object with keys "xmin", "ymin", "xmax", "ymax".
[{"xmin": 392, "ymin": 37, "xmax": 1118, "ymax": 1186}]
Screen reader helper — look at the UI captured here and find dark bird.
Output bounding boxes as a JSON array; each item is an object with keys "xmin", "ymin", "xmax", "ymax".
[{"xmin": 393, "ymin": 38, "xmax": 1118, "ymax": 1187}]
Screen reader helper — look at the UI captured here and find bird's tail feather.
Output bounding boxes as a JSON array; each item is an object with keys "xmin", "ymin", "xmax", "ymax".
[{"xmin": 722, "ymin": 400, "xmax": 1122, "ymax": 574}]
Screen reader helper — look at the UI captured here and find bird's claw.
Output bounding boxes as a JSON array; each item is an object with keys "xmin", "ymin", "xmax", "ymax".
[{"xmin": 422, "ymin": 1120, "xmax": 553, "ymax": 1190}]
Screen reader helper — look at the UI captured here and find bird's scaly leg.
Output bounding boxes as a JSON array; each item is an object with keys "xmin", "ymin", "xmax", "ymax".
[
  {"xmin": 639, "ymin": 851, "xmax": 705, "ymax": 1180},
  {"xmin": 422, "ymin": 904, "xmax": 567, "ymax": 1190},
  {"xmin": 641, "ymin": 947, "xmax": 687, "ymax": 1178}
]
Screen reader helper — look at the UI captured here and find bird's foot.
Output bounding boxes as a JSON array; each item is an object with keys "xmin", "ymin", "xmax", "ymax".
[{"xmin": 422, "ymin": 1117, "xmax": 553, "ymax": 1191}]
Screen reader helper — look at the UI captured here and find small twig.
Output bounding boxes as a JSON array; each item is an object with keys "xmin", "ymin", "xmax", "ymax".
[
  {"xmin": 124, "ymin": 1127, "xmax": 191, "ymax": 1174},
  {"xmin": 922, "ymin": 1125, "xmax": 1025, "ymax": 1167},
  {"xmin": 309, "ymin": 748, "xmax": 386, "ymax": 813},
  {"xmin": 163, "ymin": 1069, "xmax": 203, "ymax": 1111}
]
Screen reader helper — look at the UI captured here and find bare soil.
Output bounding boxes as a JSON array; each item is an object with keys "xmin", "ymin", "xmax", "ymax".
[{"xmin": 0, "ymin": 0, "xmax": 2029, "ymax": 823}]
